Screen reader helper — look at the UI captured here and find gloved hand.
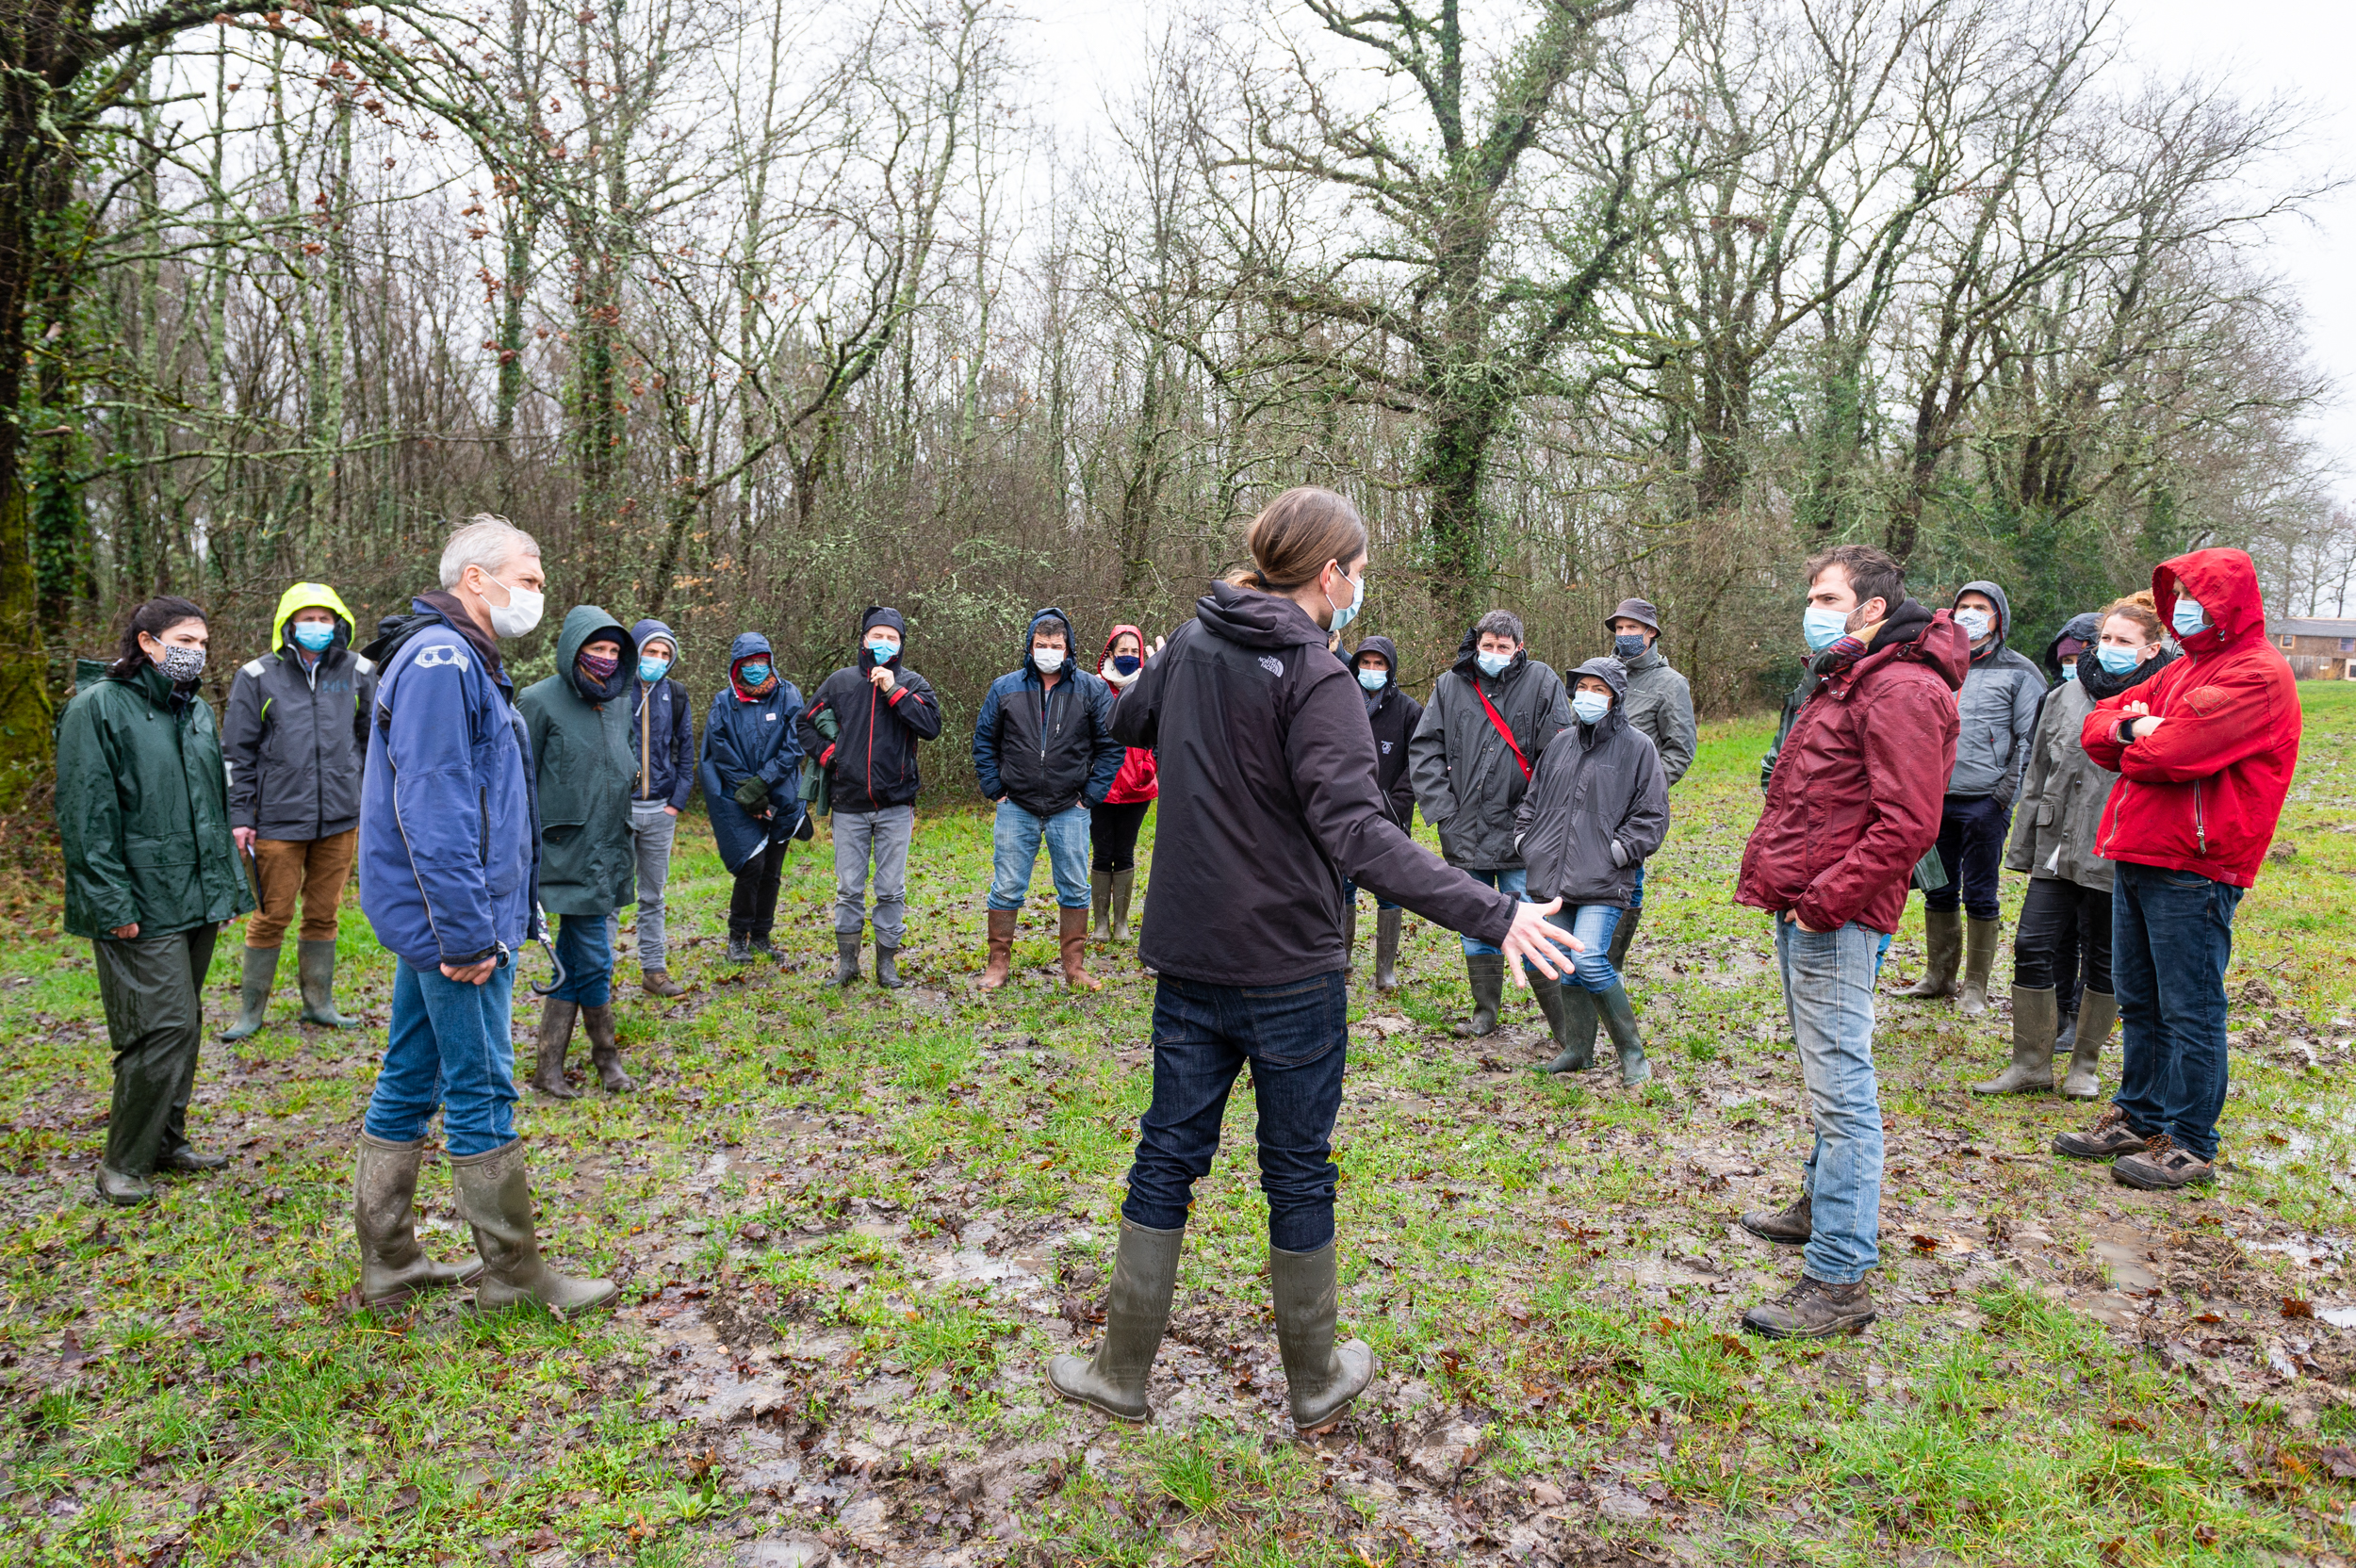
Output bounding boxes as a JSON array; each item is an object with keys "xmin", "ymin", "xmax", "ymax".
[{"xmin": 733, "ymin": 776, "xmax": 770, "ymax": 809}]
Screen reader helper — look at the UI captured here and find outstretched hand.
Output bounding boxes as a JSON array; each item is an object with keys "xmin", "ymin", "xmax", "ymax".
[{"xmin": 1499, "ymin": 897, "xmax": 1583, "ymax": 985}]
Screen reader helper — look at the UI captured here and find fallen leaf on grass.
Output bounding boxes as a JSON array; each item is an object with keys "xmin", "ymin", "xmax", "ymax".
[
  {"xmin": 2195, "ymin": 1311, "xmax": 2225, "ymax": 1324},
  {"xmin": 2316, "ymin": 1446, "xmax": 2356, "ymax": 1479},
  {"xmin": 2105, "ymin": 1414, "xmax": 2151, "ymax": 1433},
  {"xmin": 387, "ymin": 1485, "xmax": 420, "ymax": 1513},
  {"xmin": 1504, "ymin": 1304, "xmax": 1530, "ymax": 1327},
  {"xmin": 2283, "ymin": 1298, "xmax": 2315, "ymax": 1320}
]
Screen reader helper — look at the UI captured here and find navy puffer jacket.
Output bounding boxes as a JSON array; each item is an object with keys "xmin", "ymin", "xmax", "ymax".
[{"xmin": 698, "ymin": 632, "xmax": 806, "ymax": 874}]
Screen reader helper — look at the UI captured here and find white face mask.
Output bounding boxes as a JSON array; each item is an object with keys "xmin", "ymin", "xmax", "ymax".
[
  {"xmin": 477, "ymin": 567, "xmax": 544, "ymax": 640},
  {"xmin": 1955, "ymin": 608, "xmax": 1992, "ymax": 640},
  {"xmin": 1034, "ymin": 647, "xmax": 1066, "ymax": 675}
]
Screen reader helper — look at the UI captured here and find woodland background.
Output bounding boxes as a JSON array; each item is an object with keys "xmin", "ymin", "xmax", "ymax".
[{"xmin": 5, "ymin": 0, "xmax": 2356, "ymax": 804}]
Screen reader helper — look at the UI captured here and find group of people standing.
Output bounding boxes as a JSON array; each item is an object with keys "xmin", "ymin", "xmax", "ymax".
[{"xmin": 52, "ymin": 495, "xmax": 2303, "ymax": 1398}]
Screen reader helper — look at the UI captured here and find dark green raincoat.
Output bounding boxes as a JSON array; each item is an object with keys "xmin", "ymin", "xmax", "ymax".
[
  {"xmin": 516, "ymin": 606, "xmax": 639, "ymax": 917},
  {"xmin": 57, "ymin": 662, "xmax": 254, "ymax": 940}
]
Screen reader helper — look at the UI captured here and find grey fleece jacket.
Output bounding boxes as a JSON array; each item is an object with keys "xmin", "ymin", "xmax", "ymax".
[
  {"xmin": 1948, "ymin": 579, "xmax": 2045, "ymax": 803},
  {"xmin": 1615, "ymin": 643, "xmax": 1696, "ymax": 787}
]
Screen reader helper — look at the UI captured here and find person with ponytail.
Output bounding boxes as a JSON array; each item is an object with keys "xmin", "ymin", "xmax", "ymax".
[
  {"xmin": 57, "ymin": 597, "xmax": 253, "ymax": 1205},
  {"xmin": 1045, "ymin": 486, "xmax": 1583, "ymax": 1433},
  {"xmin": 1976, "ymin": 594, "xmax": 2173, "ymax": 1101}
]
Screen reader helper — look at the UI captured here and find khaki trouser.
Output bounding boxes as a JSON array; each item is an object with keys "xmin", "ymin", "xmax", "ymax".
[{"xmin": 246, "ymin": 828, "xmax": 357, "ymax": 946}]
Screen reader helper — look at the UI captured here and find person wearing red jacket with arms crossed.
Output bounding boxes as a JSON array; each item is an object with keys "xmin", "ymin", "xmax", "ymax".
[
  {"xmin": 1733, "ymin": 545, "xmax": 1969, "ymax": 1340},
  {"xmin": 2053, "ymin": 547, "xmax": 2300, "ymax": 1190}
]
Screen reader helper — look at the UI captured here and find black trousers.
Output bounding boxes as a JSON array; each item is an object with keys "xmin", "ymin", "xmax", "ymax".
[
  {"xmin": 93, "ymin": 923, "xmax": 219, "ymax": 1176},
  {"xmin": 1090, "ymin": 799, "xmax": 1152, "ymax": 874},
  {"xmin": 2012, "ymin": 874, "xmax": 2111, "ymax": 1002},
  {"xmin": 728, "ymin": 838, "xmax": 789, "ymax": 938},
  {"xmin": 1922, "ymin": 793, "xmax": 2011, "ymax": 923}
]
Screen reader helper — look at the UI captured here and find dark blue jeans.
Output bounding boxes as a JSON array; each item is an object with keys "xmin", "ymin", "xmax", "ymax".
[
  {"xmin": 1922, "ymin": 793, "xmax": 2012, "ymax": 922},
  {"xmin": 2111, "ymin": 861, "xmax": 2241, "ymax": 1161},
  {"xmin": 364, "ymin": 957, "xmax": 518, "ymax": 1157},
  {"xmin": 546, "ymin": 911, "xmax": 614, "ymax": 1006},
  {"xmin": 1121, "ymin": 972, "xmax": 1350, "ymax": 1252}
]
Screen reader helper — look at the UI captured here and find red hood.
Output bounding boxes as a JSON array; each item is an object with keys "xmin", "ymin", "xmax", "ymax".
[
  {"xmin": 1102, "ymin": 623, "xmax": 1146, "ymax": 662},
  {"xmin": 2155, "ymin": 547, "xmax": 2266, "ymax": 656}
]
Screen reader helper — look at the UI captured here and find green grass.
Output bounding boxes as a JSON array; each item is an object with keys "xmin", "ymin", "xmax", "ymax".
[{"xmin": 1, "ymin": 683, "xmax": 2353, "ymax": 1564}]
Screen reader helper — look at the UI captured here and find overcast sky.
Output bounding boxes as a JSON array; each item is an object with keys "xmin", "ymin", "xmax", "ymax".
[{"xmin": 1024, "ymin": 0, "xmax": 2355, "ymax": 505}]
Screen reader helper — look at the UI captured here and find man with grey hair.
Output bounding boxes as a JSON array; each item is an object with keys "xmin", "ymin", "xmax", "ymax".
[
  {"xmin": 1410, "ymin": 609, "xmax": 1574, "ymax": 1042},
  {"xmin": 350, "ymin": 514, "xmax": 614, "ymax": 1316}
]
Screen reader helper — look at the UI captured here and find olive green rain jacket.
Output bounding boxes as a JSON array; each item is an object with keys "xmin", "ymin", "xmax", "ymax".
[{"xmin": 57, "ymin": 660, "xmax": 254, "ymax": 939}]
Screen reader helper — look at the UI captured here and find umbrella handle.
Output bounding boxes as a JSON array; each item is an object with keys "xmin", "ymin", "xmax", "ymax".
[{"xmin": 528, "ymin": 906, "xmax": 567, "ymax": 996}]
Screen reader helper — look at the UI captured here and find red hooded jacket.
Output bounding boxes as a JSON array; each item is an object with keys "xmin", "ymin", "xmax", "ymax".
[
  {"xmin": 1738, "ymin": 601, "xmax": 1969, "ymax": 934},
  {"xmin": 2080, "ymin": 548, "xmax": 2300, "ymax": 889},
  {"xmin": 1099, "ymin": 623, "xmax": 1158, "ymax": 805}
]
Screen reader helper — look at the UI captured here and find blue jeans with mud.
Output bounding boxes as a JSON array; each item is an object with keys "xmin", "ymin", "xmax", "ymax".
[
  {"xmin": 1775, "ymin": 916, "xmax": 1885, "ymax": 1285},
  {"xmin": 2110, "ymin": 861, "xmax": 2241, "ymax": 1162},
  {"xmin": 1121, "ymin": 971, "xmax": 1350, "ymax": 1252}
]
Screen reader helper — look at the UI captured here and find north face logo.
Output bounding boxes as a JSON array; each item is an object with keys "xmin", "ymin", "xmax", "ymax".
[{"xmin": 1258, "ymin": 655, "xmax": 1284, "ymax": 678}]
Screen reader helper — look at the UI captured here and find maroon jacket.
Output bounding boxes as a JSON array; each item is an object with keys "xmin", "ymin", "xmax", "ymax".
[{"xmin": 1738, "ymin": 600, "xmax": 1969, "ymax": 935}]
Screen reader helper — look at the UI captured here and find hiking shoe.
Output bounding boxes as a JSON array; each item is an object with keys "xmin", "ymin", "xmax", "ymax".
[
  {"xmin": 2053, "ymin": 1104, "xmax": 2151, "ymax": 1160},
  {"xmin": 1740, "ymin": 1192, "xmax": 1811, "ymax": 1246},
  {"xmin": 1741, "ymin": 1275, "xmax": 1876, "ymax": 1341},
  {"xmin": 2111, "ymin": 1135, "xmax": 2216, "ymax": 1191}
]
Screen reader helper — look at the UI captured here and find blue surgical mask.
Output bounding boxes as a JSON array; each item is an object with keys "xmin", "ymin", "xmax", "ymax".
[
  {"xmin": 291, "ymin": 621, "xmax": 335, "ymax": 652},
  {"xmin": 1571, "ymin": 691, "xmax": 1611, "ymax": 726},
  {"xmin": 737, "ymin": 662, "xmax": 772, "ymax": 687},
  {"xmin": 638, "ymin": 655, "xmax": 671, "ymax": 683},
  {"xmin": 1476, "ymin": 650, "xmax": 1512, "ymax": 678},
  {"xmin": 1357, "ymin": 667, "xmax": 1387, "ymax": 692},
  {"xmin": 1325, "ymin": 569, "xmax": 1366, "ymax": 633},
  {"xmin": 1803, "ymin": 606, "xmax": 1849, "ymax": 653},
  {"xmin": 2096, "ymin": 645, "xmax": 2142, "ymax": 676},
  {"xmin": 2171, "ymin": 596, "xmax": 2207, "ymax": 638},
  {"xmin": 1955, "ymin": 608, "xmax": 1991, "ymax": 640},
  {"xmin": 2059, "ymin": 661, "xmax": 2077, "ymax": 681},
  {"xmin": 865, "ymin": 639, "xmax": 897, "ymax": 664},
  {"xmin": 1613, "ymin": 632, "xmax": 1649, "ymax": 662}
]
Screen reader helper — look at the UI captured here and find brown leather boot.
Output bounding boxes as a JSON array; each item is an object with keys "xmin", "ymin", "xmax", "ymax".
[
  {"xmin": 531, "ymin": 1002, "xmax": 580, "ymax": 1100},
  {"xmin": 977, "ymin": 908, "xmax": 1018, "ymax": 991},
  {"xmin": 581, "ymin": 1004, "xmax": 634, "ymax": 1093},
  {"xmin": 1060, "ymin": 905, "xmax": 1102, "ymax": 992},
  {"xmin": 641, "ymin": 968, "xmax": 687, "ymax": 998}
]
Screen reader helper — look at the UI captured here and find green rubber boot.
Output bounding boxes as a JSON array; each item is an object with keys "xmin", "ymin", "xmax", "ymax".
[{"xmin": 219, "ymin": 945, "xmax": 280, "ymax": 1041}]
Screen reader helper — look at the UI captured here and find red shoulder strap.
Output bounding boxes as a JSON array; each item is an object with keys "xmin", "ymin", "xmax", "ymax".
[{"xmin": 1474, "ymin": 683, "xmax": 1532, "ymax": 780}]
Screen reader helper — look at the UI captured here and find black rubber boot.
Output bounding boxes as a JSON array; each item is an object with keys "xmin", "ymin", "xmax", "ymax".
[
  {"xmin": 875, "ymin": 943, "xmax": 903, "ymax": 990},
  {"xmin": 832, "ymin": 934, "xmax": 862, "ymax": 987},
  {"xmin": 1530, "ymin": 972, "xmax": 1568, "ymax": 1058},
  {"xmin": 1903, "ymin": 910, "xmax": 1962, "ymax": 998},
  {"xmin": 1539, "ymin": 986, "xmax": 1598, "ymax": 1073},
  {"xmin": 1452, "ymin": 955, "xmax": 1504, "ymax": 1037},
  {"xmin": 531, "ymin": 1002, "xmax": 580, "ymax": 1100},
  {"xmin": 581, "ymin": 1004, "xmax": 634, "ymax": 1093},
  {"xmin": 1605, "ymin": 905, "xmax": 1642, "ymax": 971},
  {"xmin": 220, "ymin": 944, "xmax": 279, "ymax": 1041},
  {"xmin": 1046, "ymin": 1219, "xmax": 1184, "ymax": 1421},
  {"xmin": 1597, "ymin": 980, "xmax": 1649, "ymax": 1086}
]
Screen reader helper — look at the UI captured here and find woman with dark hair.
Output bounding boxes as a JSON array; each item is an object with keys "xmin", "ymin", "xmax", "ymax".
[
  {"xmin": 1045, "ymin": 486, "xmax": 1581, "ymax": 1433},
  {"xmin": 57, "ymin": 597, "xmax": 254, "ymax": 1206},
  {"xmin": 1977, "ymin": 592, "xmax": 2173, "ymax": 1100}
]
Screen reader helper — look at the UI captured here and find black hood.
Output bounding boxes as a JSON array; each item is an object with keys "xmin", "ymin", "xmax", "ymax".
[
  {"xmin": 1351, "ymin": 634, "xmax": 1400, "ymax": 693},
  {"xmin": 859, "ymin": 605, "xmax": 907, "ymax": 672},
  {"xmin": 1450, "ymin": 621, "xmax": 1528, "ymax": 682},
  {"xmin": 1567, "ymin": 655, "xmax": 1628, "ymax": 746},
  {"xmin": 1195, "ymin": 580, "xmax": 1330, "ymax": 651},
  {"xmin": 2042, "ymin": 612, "xmax": 2102, "ymax": 682}
]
